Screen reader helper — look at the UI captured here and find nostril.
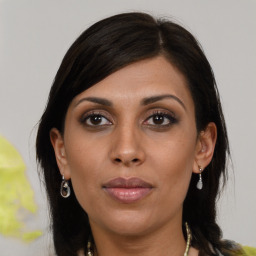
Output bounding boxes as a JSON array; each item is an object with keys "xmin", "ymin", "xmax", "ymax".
[{"xmin": 114, "ymin": 158, "xmax": 139, "ymax": 164}]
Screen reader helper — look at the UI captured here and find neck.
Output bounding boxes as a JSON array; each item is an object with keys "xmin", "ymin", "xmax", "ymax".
[{"xmin": 90, "ymin": 220, "xmax": 188, "ymax": 256}]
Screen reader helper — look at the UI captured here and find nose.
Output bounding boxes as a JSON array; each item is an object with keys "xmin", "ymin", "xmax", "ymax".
[{"xmin": 109, "ymin": 125, "xmax": 146, "ymax": 167}]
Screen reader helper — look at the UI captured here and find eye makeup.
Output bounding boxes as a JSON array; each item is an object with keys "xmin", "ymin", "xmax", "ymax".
[
  {"xmin": 142, "ymin": 109, "xmax": 178, "ymax": 131},
  {"xmin": 79, "ymin": 110, "xmax": 113, "ymax": 129},
  {"xmin": 78, "ymin": 106, "xmax": 179, "ymax": 133}
]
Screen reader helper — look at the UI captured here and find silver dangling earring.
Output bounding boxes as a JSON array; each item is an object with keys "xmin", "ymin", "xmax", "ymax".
[
  {"xmin": 196, "ymin": 166, "xmax": 203, "ymax": 190},
  {"xmin": 60, "ymin": 175, "xmax": 71, "ymax": 198},
  {"xmin": 87, "ymin": 238, "xmax": 93, "ymax": 256}
]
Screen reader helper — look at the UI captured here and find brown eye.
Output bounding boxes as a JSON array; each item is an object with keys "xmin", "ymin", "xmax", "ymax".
[
  {"xmin": 152, "ymin": 115, "xmax": 165, "ymax": 125},
  {"xmin": 90, "ymin": 115, "xmax": 103, "ymax": 125},
  {"xmin": 82, "ymin": 114, "xmax": 112, "ymax": 127},
  {"xmin": 144, "ymin": 112, "xmax": 177, "ymax": 127}
]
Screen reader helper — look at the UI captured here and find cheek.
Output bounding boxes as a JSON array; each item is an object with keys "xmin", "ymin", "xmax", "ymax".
[
  {"xmin": 154, "ymin": 148, "xmax": 193, "ymax": 189},
  {"xmin": 64, "ymin": 136, "xmax": 106, "ymax": 211},
  {"xmin": 149, "ymin": 152, "xmax": 193, "ymax": 219},
  {"xmin": 149, "ymin": 129, "xmax": 196, "ymax": 194},
  {"xmin": 65, "ymin": 126, "xmax": 107, "ymax": 174},
  {"xmin": 69, "ymin": 163, "xmax": 100, "ymax": 215},
  {"xmin": 149, "ymin": 128, "xmax": 196, "ymax": 170}
]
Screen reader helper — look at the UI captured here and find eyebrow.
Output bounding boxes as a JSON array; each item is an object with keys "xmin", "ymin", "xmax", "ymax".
[
  {"xmin": 74, "ymin": 94, "xmax": 186, "ymax": 110},
  {"xmin": 75, "ymin": 97, "xmax": 112, "ymax": 107},
  {"xmin": 141, "ymin": 94, "xmax": 186, "ymax": 110}
]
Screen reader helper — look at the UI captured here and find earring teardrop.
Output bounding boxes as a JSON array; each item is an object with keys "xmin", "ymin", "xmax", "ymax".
[
  {"xmin": 196, "ymin": 173, "xmax": 203, "ymax": 190},
  {"xmin": 60, "ymin": 175, "xmax": 71, "ymax": 198},
  {"xmin": 196, "ymin": 166, "xmax": 203, "ymax": 190}
]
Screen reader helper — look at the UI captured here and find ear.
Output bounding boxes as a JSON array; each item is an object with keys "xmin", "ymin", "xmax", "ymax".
[
  {"xmin": 193, "ymin": 122, "xmax": 217, "ymax": 173},
  {"xmin": 50, "ymin": 128, "xmax": 71, "ymax": 180}
]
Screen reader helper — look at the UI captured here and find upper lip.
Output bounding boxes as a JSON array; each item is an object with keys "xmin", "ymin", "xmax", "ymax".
[{"xmin": 102, "ymin": 177, "xmax": 153, "ymax": 188}]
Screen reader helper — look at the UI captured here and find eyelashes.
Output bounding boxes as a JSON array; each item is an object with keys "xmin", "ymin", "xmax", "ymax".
[
  {"xmin": 143, "ymin": 111, "xmax": 178, "ymax": 128},
  {"xmin": 80, "ymin": 111, "xmax": 112, "ymax": 128},
  {"xmin": 79, "ymin": 110, "xmax": 178, "ymax": 129}
]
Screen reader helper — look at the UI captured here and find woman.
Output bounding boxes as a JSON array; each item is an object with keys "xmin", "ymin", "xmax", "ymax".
[{"xmin": 36, "ymin": 12, "xmax": 253, "ymax": 256}]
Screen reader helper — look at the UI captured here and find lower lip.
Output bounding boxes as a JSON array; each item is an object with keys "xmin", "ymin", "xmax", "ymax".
[{"xmin": 104, "ymin": 187, "xmax": 152, "ymax": 203}]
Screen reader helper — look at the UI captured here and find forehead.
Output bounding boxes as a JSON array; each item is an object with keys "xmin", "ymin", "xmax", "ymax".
[{"xmin": 70, "ymin": 56, "xmax": 193, "ymax": 108}]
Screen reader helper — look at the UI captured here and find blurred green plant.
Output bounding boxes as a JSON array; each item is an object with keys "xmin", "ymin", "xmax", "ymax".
[{"xmin": 0, "ymin": 135, "xmax": 42, "ymax": 242}]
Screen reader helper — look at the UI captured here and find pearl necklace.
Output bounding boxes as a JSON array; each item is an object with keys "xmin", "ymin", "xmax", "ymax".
[{"xmin": 87, "ymin": 222, "xmax": 191, "ymax": 256}]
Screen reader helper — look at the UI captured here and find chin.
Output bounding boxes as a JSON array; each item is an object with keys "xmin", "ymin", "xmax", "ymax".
[
  {"xmin": 107, "ymin": 222, "xmax": 154, "ymax": 237},
  {"xmin": 90, "ymin": 208, "xmax": 170, "ymax": 238}
]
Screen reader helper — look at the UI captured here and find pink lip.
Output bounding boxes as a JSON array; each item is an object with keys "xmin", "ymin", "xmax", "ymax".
[{"xmin": 102, "ymin": 177, "xmax": 153, "ymax": 203}]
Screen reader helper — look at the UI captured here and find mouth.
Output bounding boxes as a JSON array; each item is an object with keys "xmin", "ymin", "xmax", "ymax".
[{"xmin": 102, "ymin": 177, "xmax": 153, "ymax": 203}]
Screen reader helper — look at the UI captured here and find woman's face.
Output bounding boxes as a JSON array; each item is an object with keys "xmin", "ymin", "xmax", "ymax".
[{"xmin": 52, "ymin": 56, "xmax": 206, "ymax": 237}]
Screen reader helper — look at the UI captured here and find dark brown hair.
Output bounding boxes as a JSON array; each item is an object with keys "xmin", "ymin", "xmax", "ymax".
[{"xmin": 36, "ymin": 12, "xmax": 230, "ymax": 255}]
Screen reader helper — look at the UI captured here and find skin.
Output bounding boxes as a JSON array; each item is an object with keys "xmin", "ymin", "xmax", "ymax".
[{"xmin": 51, "ymin": 56, "xmax": 217, "ymax": 256}]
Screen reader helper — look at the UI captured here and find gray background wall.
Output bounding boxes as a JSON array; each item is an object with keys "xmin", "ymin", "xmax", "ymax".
[{"xmin": 0, "ymin": 0, "xmax": 255, "ymax": 255}]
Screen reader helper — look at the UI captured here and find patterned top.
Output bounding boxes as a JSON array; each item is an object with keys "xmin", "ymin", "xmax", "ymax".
[
  {"xmin": 242, "ymin": 246, "xmax": 256, "ymax": 255},
  {"xmin": 216, "ymin": 241, "xmax": 256, "ymax": 256}
]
